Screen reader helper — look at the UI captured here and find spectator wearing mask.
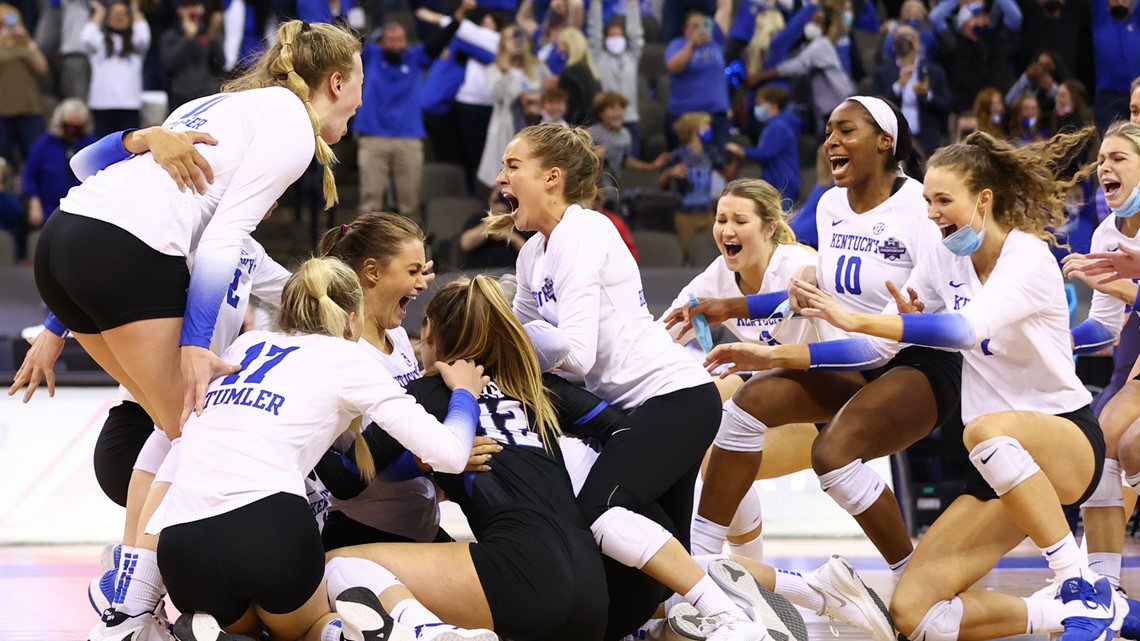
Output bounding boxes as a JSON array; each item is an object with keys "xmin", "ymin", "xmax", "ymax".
[
  {"xmin": 356, "ymin": 3, "xmax": 472, "ymax": 219},
  {"xmin": 749, "ymin": 8, "xmax": 857, "ymax": 127},
  {"xmin": 159, "ymin": 0, "xmax": 224, "ymax": 114},
  {"xmin": 972, "ymin": 85, "xmax": 1007, "ymax": 137},
  {"xmin": 827, "ymin": 0, "xmax": 866, "ymax": 82},
  {"xmin": 1015, "ymin": 0, "xmax": 1093, "ymax": 95},
  {"xmin": 880, "ymin": 0, "xmax": 939, "ymax": 62},
  {"xmin": 0, "ymin": 4, "xmax": 47, "ymax": 167},
  {"xmin": 665, "ymin": 8, "xmax": 733, "ymax": 150},
  {"xmin": 724, "ymin": 84, "xmax": 801, "ymax": 203},
  {"xmin": 1008, "ymin": 92, "xmax": 1049, "ymax": 143},
  {"xmin": 871, "ymin": 22, "xmax": 950, "ymax": 156},
  {"xmin": 22, "ymin": 98, "xmax": 96, "ymax": 229},
  {"xmin": 587, "ymin": 0, "xmax": 644, "ymax": 153},
  {"xmin": 82, "ymin": 0, "xmax": 149, "ymax": 137},
  {"xmin": 660, "ymin": 111, "xmax": 726, "ymax": 260},
  {"xmin": 1091, "ymin": 0, "xmax": 1140, "ymax": 129},
  {"xmin": 1005, "ymin": 50, "xmax": 1062, "ymax": 115},
  {"xmin": 930, "ymin": 0, "xmax": 1021, "ymax": 112},
  {"xmin": 588, "ymin": 91, "xmax": 668, "ymax": 199},
  {"xmin": 555, "ymin": 27, "xmax": 601, "ymax": 126}
]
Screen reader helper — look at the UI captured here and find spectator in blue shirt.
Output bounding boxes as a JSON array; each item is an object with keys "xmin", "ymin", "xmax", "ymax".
[
  {"xmin": 1091, "ymin": 0, "xmax": 1140, "ymax": 130},
  {"xmin": 789, "ymin": 142, "xmax": 832, "ymax": 248},
  {"xmin": 660, "ymin": 111, "xmax": 726, "ymax": 260},
  {"xmin": 725, "ymin": 84, "xmax": 801, "ymax": 203},
  {"xmin": 665, "ymin": 6, "xmax": 732, "ymax": 151},
  {"xmin": 23, "ymin": 98, "xmax": 96, "ymax": 229},
  {"xmin": 355, "ymin": 0, "xmax": 474, "ymax": 220}
]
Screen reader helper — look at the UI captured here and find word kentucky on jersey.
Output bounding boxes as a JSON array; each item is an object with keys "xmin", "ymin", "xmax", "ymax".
[{"xmin": 829, "ymin": 232, "xmax": 908, "ymax": 261}]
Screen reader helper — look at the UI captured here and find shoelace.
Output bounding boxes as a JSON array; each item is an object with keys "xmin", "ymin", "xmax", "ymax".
[{"xmin": 1063, "ymin": 579, "xmax": 1102, "ymax": 611}]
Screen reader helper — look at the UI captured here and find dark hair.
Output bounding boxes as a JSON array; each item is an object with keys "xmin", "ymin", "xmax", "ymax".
[
  {"xmin": 103, "ymin": 0, "xmax": 136, "ymax": 58},
  {"xmin": 316, "ymin": 212, "xmax": 426, "ymax": 273},
  {"xmin": 755, "ymin": 85, "xmax": 789, "ymax": 111},
  {"xmin": 542, "ymin": 86, "xmax": 568, "ymax": 103},
  {"xmin": 593, "ymin": 91, "xmax": 629, "ymax": 116},
  {"xmin": 845, "ymin": 98, "xmax": 924, "ymax": 180}
]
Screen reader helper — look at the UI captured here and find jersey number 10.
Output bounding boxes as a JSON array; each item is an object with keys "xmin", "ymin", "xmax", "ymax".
[{"xmin": 834, "ymin": 255, "xmax": 863, "ymax": 296}]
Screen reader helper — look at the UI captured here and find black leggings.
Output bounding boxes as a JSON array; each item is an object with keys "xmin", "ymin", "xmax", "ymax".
[
  {"xmin": 93, "ymin": 400, "xmax": 153, "ymax": 507},
  {"xmin": 575, "ymin": 382, "xmax": 722, "ymax": 641}
]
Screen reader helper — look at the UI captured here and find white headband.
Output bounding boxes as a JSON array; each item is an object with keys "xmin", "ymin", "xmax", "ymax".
[{"xmin": 846, "ymin": 96, "xmax": 898, "ymax": 153}]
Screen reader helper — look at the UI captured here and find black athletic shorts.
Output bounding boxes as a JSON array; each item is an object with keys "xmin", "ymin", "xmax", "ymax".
[
  {"xmin": 321, "ymin": 510, "xmax": 453, "ymax": 551},
  {"xmin": 470, "ymin": 505, "xmax": 608, "ymax": 641},
  {"xmin": 157, "ymin": 493, "xmax": 325, "ymax": 627},
  {"xmin": 861, "ymin": 345, "xmax": 963, "ymax": 429},
  {"xmin": 35, "ymin": 211, "xmax": 189, "ymax": 334},
  {"xmin": 961, "ymin": 404, "xmax": 1105, "ymax": 509},
  {"xmin": 93, "ymin": 400, "xmax": 154, "ymax": 507}
]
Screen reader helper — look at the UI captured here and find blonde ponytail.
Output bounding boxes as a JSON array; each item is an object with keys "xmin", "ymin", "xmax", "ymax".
[
  {"xmin": 277, "ymin": 256, "xmax": 363, "ymax": 338},
  {"xmin": 348, "ymin": 416, "xmax": 377, "ymax": 482}
]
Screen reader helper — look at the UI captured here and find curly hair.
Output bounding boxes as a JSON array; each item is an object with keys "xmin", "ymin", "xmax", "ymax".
[{"xmin": 927, "ymin": 127, "xmax": 1098, "ymax": 245}]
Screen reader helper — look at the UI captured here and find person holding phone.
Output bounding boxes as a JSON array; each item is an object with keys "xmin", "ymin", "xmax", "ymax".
[
  {"xmin": 665, "ymin": 6, "xmax": 733, "ymax": 151},
  {"xmin": 870, "ymin": 22, "xmax": 950, "ymax": 156},
  {"xmin": 0, "ymin": 4, "xmax": 48, "ymax": 167}
]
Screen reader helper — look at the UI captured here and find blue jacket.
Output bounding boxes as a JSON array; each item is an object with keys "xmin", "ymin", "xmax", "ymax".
[
  {"xmin": 1091, "ymin": 0, "xmax": 1140, "ymax": 93},
  {"xmin": 745, "ymin": 110, "xmax": 801, "ymax": 203},
  {"xmin": 354, "ymin": 43, "xmax": 434, "ymax": 138},
  {"xmin": 22, "ymin": 132, "xmax": 97, "ymax": 217},
  {"xmin": 420, "ymin": 39, "xmax": 496, "ymax": 116},
  {"xmin": 791, "ymin": 183, "xmax": 829, "ymax": 248},
  {"xmin": 295, "ymin": 0, "xmax": 355, "ymax": 24}
]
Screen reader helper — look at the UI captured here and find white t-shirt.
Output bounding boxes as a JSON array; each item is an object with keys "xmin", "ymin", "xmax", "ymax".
[
  {"xmin": 514, "ymin": 205, "xmax": 710, "ymax": 409},
  {"xmin": 330, "ymin": 328, "xmax": 442, "ymax": 543},
  {"xmin": 149, "ymin": 330, "xmax": 474, "ymax": 531},
  {"xmin": 61, "ymin": 87, "xmax": 315, "ymax": 350},
  {"xmin": 873, "ymin": 230, "xmax": 1091, "ymax": 422},
  {"xmin": 815, "ymin": 177, "xmax": 942, "ymax": 314},
  {"xmin": 82, "ymin": 20, "xmax": 150, "ymax": 109},
  {"xmin": 660, "ymin": 244, "xmax": 827, "ymax": 347}
]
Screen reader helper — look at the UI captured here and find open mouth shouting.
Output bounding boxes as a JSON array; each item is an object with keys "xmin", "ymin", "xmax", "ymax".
[
  {"xmin": 938, "ymin": 222, "xmax": 959, "ymax": 239},
  {"xmin": 829, "ymin": 155, "xmax": 851, "ymax": 180},
  {"xmin": 500, "ymin": 189, "xmax": 521, "ymax": 218},
  {"xmin": 1103, "ymin": 177, "xmax": 1123, "ymax": 203},
  {"xmin": 722, "ymin": 239, "xmax": 743, "ymax": 259}
]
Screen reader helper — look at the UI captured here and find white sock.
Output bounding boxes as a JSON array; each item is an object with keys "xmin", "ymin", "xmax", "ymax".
[
  {"xmin": 773, "ymin": 569, "xmax": 825, "ymax": 613},
  {"xmin": 1040, "ymin": 533, "xmax": 1088, "ymax": 581},
  {"xmin": 117, "ymin": 548, "xmax": 165, "ymax": 616},
  {"xmin": 325, "ymin": 557, "xmax": 401, "ymax": 607},
  {"xmin": 1023, "ymin": 596, "xmax": 1066, "ymax": 634},
  {"xmin": 691, "ymin": 516, "xmax": 730, "ymax": 556},
  {"xmin": 321, "ymin": 619, "xmax": 344, "ymax": 641},
  {"xmin": 112, "ymin": 545, "xmax": 136, "ymax": 607},
  {"xmin": 889, "ymin": 553, "xmax": 912, "ymax": 579},
  {"xmin": 391, "ymin": 597, "xmax": 444, "ymax": 631},
  {"xmin": 1088, "ymin": 552, "xmax": 1122, "ymax": 588},
  {"xmin": 728, "ymin": 535, "xmax": 764, "ymax": 563},
  {"xmin": 684, "ymin": 574, "xmax": 747, "ymax": 619}
]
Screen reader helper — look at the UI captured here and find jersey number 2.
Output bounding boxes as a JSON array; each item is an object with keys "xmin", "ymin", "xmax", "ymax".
[
  {"xmin": 220, "ymin": 342, "xmax": 300, "ymax": 386},
  {"xmin": 834, "ymin": 255, "xmax": 862, "ymax": 296}
]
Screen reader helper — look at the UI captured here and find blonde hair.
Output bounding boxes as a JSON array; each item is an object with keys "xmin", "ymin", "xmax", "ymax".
[
  {"xmin": 223, "ymin": 20, "xmax": 361, "ymax": 210},
  {"xmin": 673, "ymin": 111, "xmax": 712, "ymax": 143},
  {"xmin": 48, "ymin": 98, "xmax": 93, "ymax": 137},
  {"xmin": 928, "ymin": 127, "xmax": 1098, "ymax": 245},
  {"xmin": 484, "ymin": 124, "xmax": 600, "ymax": 234},
  {"xmin": 1105, "ymin": 121, "xmax": 1140, "ymax": 157},
  {"xmin": 424, "ymin": 276, "xmax": 561, "ymax": 448},
  {"xmin": 276, "ymin": 256, "xmax": 375, "ymax": 481},
  {"xmin": 497, "ymin": 24, "xmax": 542, "ymax": 80},
  {"xmin": 557, "ymin": 27, "xmax": 600, "ymax": 80},
  {"xmin": 720, "ymin": 179, "xmax": 796, "ymax": 244},
  {"xmin": 745, "ymin": 9, "xmax": 785, "ymax": 75}
]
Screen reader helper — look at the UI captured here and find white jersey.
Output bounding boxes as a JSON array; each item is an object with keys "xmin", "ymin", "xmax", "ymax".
[
  {"xmin": 875, "ymin": 230, "xmax": 1091, "ymax": 423},
  {"xmin": 660, "ymin": 244, "xmax": 827, "ymax": 347},
  {"xmin": 62, "ymin": 87, "xmax": 315, "ymax": 349},
  {"xmin": 816, "ymin": 178, "xmax": 942, "ymax": 313},
  {"xmin": 514, "ymin": 205, "xmax": 710, "ymax": 409},
  {"xmin": 330, "ymin": 328, "xmax": 442, "ymax": 543},
  {"xmin": 1083, "ymin": 216, "xmax": 1140, "ymax": 339},
  {"xmin": 148, "ymin": 330, "xmax": 474, "ymax": 531}
]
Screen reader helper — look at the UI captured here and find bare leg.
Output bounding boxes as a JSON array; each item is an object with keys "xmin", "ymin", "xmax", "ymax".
[{"xmin": 1083, "ymin": 382, "xmax": 1140, "ymax": 561}]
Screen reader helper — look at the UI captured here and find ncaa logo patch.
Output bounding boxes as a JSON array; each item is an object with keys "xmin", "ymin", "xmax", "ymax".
[{"xmin": 878, "ymin": 237, "xmax": 907, "ymax": 261}]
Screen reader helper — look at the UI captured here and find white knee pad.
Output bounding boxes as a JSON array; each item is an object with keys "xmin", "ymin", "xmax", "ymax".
[
  {"xmin": 132, "ymin": 429, "xmax": 171, "ymax": 475},
  {"xmin": 1126, "ymin": 469, "xmax": 1140, "ymax": 491},
  {"xmin": 818, "ymin": 459, "xmax": 885, "ymax": 516},
  {"xmin": 324, "ymin": 556, "xmax": 401, "ymax": 609},
  {"xmin": 968, "ymin": 436, "xmax": 1039, "ymax": 496},
  {"xmin": 908, "ymin": 598, "xmax": 964, "ymax": 641},
  {"xmin": 153, "ymin": 438, "xmax": 181, "ymax": 485},
  {"xmin": 1084, "ymin": 459, "xmax": 1124, "ymax": 509},
  {"xmin": 590, "ymin": 507, "xmax": 673, "ymax": 569},
  {"xmin": 728, "ymin": 484, "xmax": 762, "ymax": 536},
  {"xmin": 712, "ymin": 399, "xmax": 768, "ymax": 452}
]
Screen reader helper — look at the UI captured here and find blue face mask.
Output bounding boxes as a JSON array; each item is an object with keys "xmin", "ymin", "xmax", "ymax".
[
  {"xmin": 905, "ymin": 18, "xmax": 923, "ymax": 29},
  {"xmin": 754, "ymin": 105, "xmax": 772, "ymax": 123},
  {"xmin": 1112, "ymin": 186, "xmax": 1140, "ymax": 218},
  {"xmin": 942, "ymin": 197, "xmax": 987, "ymax": 256},
  {"xmin": 699, "ymin": 128, "xmax": 713, "ymax": 143}
]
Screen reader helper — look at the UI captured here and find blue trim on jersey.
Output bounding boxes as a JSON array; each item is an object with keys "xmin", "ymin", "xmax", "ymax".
[
  {"xmin": 807, "ymin": 338, "xmax": 888, "ymax": 370},
  {"xmin": 43, "ymin": 312, "xmax": 67, "ymax": 337},
  {"xmin": 746, "ymin": 291, "xmax": 791, "ymax": 319},
  {"xmin": 338, "ymin": 451, "xmax": 360, "ymax": 475},
  {"xmin": 574, "ymin": 400, "xmax": 610, "ymax": 426},
  {"xmin": 445, "ymin": 388, "xmax": 480, "ymax": 445},
  {"xmin": 70, "ymin": 130, "xmax": 137, "ymax": 180},
  {"xmin": 1072, "ymin": 318, "xmax": 1117, "ymax": 355},
  {"xmin": 180, "ymin": 252, "xmax": 242, "ymax": 349},
  {"xmin": 900, "ymin": 313, "xmax": 975, "ymax": 350},
  {"xmin": 378, "ymin": 449, "xmax": 426, "ymax": 482}
]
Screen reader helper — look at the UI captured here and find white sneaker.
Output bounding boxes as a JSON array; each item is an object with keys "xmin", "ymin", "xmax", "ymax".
[
  {"xmin": 171, "ymin": 612, "xmax": 258, "ymax": 640},
  {"xmin": 707, "ymin": 559, "xmax": 807, "ymax": 641},
  {"xmin": 89, "ymin": 609, "xmax": 150, "ymax": 641},
  {"xmin": 668, "ymin": 605, "xmax": 769, "ymax": 641},
  {"xmin": 411, "ymin": 623, "xmax": 499, "ymax": 641},
  {"xmin": 333, "ymin": 587, "xmax": 414, "ymax": 641},
  {"xmin": 802, "ymin": 555, "xmax": 895, "ymax": 641}
]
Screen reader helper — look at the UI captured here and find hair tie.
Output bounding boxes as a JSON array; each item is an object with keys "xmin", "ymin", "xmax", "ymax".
[
  {"xmin": 340, "ymin": 224, "xmax": 349, "ymax": 234},
  {"xmin": 301, "ymin": 21, "xmax": 312, "ymax": 32}
]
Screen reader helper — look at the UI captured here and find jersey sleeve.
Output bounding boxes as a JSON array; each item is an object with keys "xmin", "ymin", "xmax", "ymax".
[
  {"xmin": 1079, "ymin": 224, "xmax": 1128, "ymax": 346},
  {"xmin": 179, "ymin": 100, "xmax": 314, "ymax": 348},
  {"xmin": 247, "ymin": 240, "xmax": 291, "ymax": 309},
  {"xmin": 546, "ymin": 224, "xmax": 608, "ymax": 376},
  {"xmin": 338, "ymin": 350, "xmax": 478, "ymax": 474},
  {"xmin": 955, "ymin": 241, "xmax": 1060, "ymax": 347},
  {"xmin": 513, "ymin": 238, "xmax": 543, "ymax": 324},
  {"xmin": 69, "ymin": 130, "xmax": 135, "ymax": 181},
  {"xmin": 543, "ymin": 373, "xmax": 626, "ymax": 442}
]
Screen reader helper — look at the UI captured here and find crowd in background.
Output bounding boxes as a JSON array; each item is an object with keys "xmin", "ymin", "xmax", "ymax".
[{"xmin": 0, "ymin": 0, "xmax": 1134, "ymax": 269}]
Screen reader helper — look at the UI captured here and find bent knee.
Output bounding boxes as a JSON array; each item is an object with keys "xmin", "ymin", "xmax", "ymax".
[
  {"xmin": 962, "ymin": 414, "xmax": 1012, "ymax": 450},
  {"xmin": 889, "ymin": 589, "xmax": 938, "ymax": 639},
  {"xmin": 811, "ymin": 411, "xmax": 878, "ymax": 474},
  {"xmin": 1119, "ymin": 425, "xmax": 1140, "ymax": 475}
]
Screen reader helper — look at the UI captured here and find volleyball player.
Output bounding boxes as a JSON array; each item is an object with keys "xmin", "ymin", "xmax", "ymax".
[
  {"xmin": 150, "ymin": 257, "xmax": 489, "ymax": 641},
  {"xmin": 710, "ymin": 127, "xmax": 1118, "ymax": 641}
]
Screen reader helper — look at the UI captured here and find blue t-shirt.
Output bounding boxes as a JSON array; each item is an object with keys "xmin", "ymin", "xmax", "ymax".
[
  {"xmin": 354, "ymin": 43, "xmax": 432, "ymax": 138},
  {"xmin": 22, "ymin": 132, "xmax": 97, "ymax": 217},
  {"xmin": 667, "ymin": 144, "xmax": 721, "ymax": 212},
  {"xmin": 1091, "ymin": 0, "xmax": 1140, "ymax": 93},
  {"xmin": 790, "ymin": 184, "xmax": 828, "ymax": 248},
  {"xmin": 666, "ymin": 26, "xmax": 731, "ymax": 115},
  {"xmin": 295, "ymin": 0, "xmax": 355, "ymax": 24},
  {"xmin": 729, "ymin": 0, "xmax": 769, "ymax": 42}
]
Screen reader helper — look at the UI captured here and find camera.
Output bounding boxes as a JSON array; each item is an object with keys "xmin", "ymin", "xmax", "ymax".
[{"xmin": 4, "ymin": 13, "xmax": 19, "ymax": 27}]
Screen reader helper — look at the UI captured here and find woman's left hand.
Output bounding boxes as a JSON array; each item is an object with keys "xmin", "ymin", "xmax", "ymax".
[
  {"xmin": 791, "ymin": 279, "xmax": 858, "ymax": 331},
  {"xmin": 704, "ymin": 343, "xmax": 779, "ymax": 377},
  {"xmin": 465, "ymin": 436, "xmax": 502, "ymax": 472},
  {"xmin": 7, "ymin": 329, "xmax": 66, "ymax": 403},
  {"xmin": 180, "ymin": 346, "xmax": 242, "ymax": 427}
]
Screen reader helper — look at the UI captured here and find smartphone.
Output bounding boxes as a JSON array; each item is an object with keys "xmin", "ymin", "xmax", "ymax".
[
  {"xmin": 4, "ymin": 14, "xmax": 18, "ymax": 27},
  {"xmin": 699, "ymin": 15, "xmax": 713, "ymax": 36}
]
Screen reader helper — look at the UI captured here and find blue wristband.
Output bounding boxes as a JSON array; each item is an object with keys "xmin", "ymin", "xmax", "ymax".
[
  {"xmin": 43, "ymin": 312, "xmax": 68, "ymax": 337},
  {"xmin": 745, "ymin": 291, "xmax": 790, "ymax": 319}
]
